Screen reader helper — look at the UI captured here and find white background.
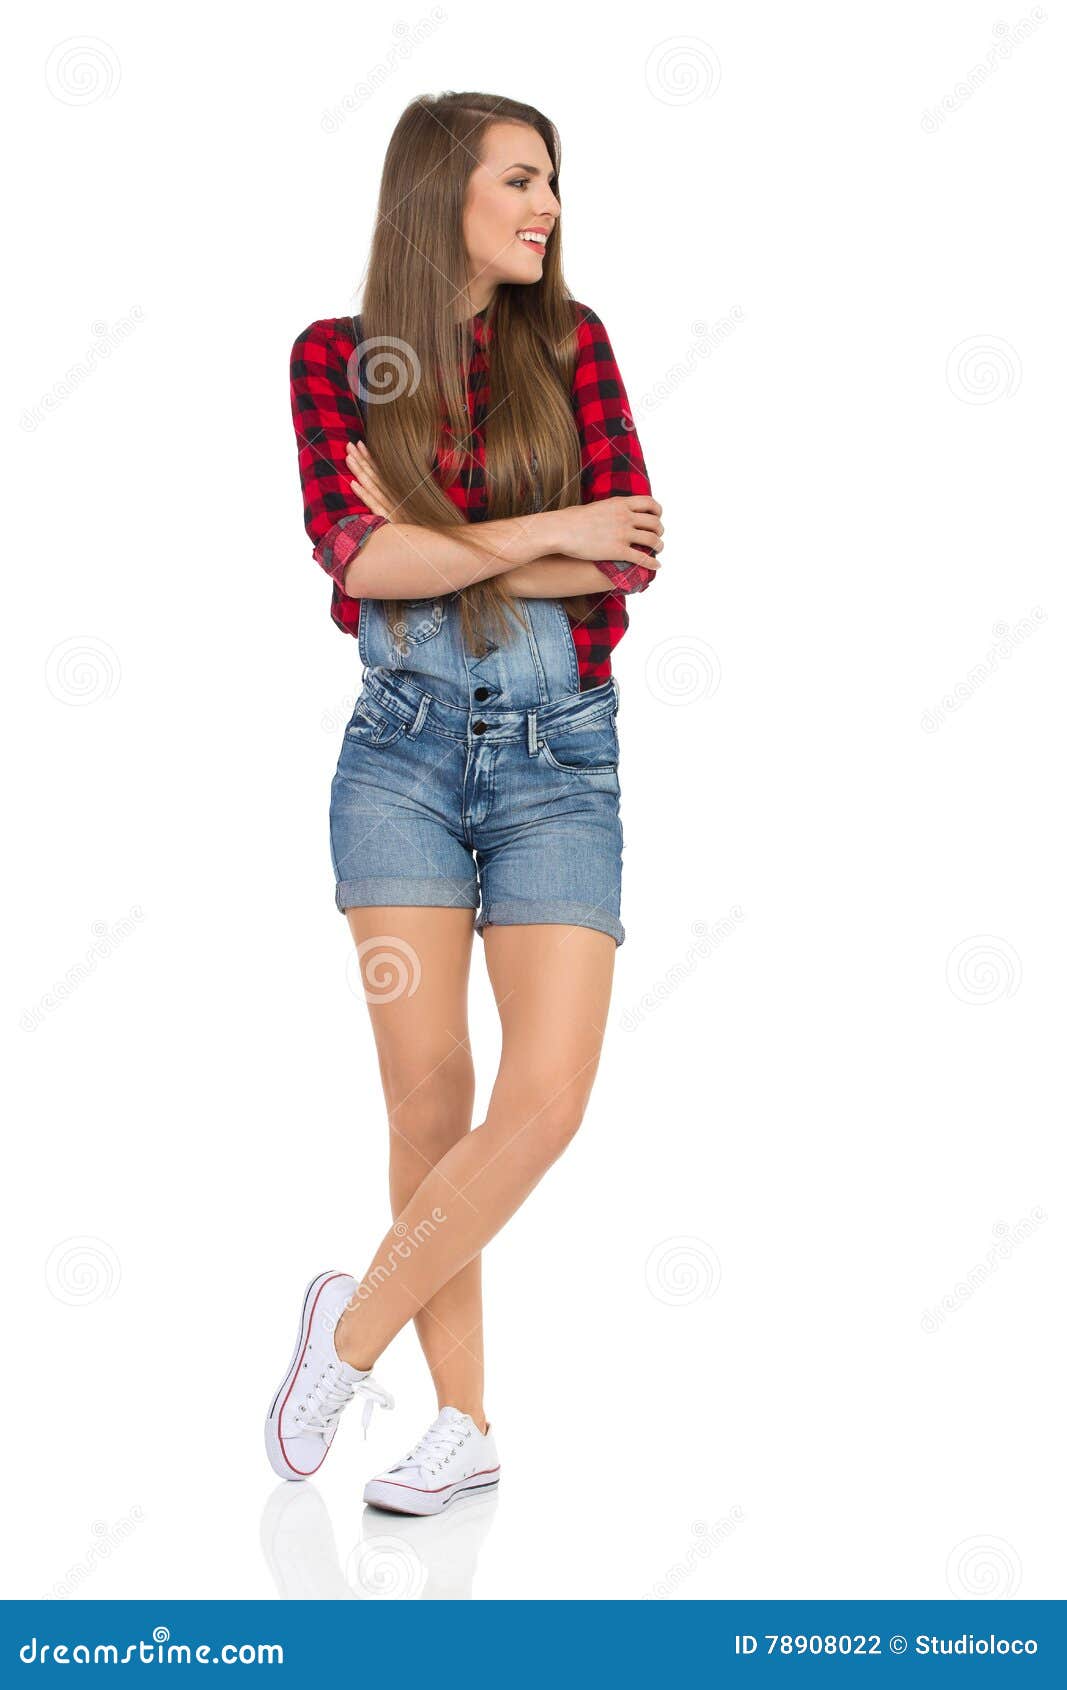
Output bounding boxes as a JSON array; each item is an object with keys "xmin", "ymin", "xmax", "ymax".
[{"xmin": 3, "ymin": 1, "xmax": 1063, "ymax": 1602}]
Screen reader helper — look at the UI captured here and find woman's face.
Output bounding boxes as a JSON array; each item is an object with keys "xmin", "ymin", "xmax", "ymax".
[{"xmin": 461, "ymin": 122, "xmax": 561, "ymax": 313}]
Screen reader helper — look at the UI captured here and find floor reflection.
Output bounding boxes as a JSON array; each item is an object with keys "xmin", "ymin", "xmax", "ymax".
[{"xmin": 260, "ymin": 1481, "xmax": 499, "ymax": 1600}]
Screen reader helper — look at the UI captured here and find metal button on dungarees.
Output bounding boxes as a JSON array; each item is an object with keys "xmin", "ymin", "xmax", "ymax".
[
  {"xmin": 472, "ymin": 721, "xmax": 487, "ymax": 734},
  {"xmin": 474, "ymin": 686, "xmax": 490, "ymax": 701}
]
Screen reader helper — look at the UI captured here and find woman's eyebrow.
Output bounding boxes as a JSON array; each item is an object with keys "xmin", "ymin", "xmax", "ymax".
[{"xmin": 498, "ymin": 161, "xmax": 545, "ymax": 174}]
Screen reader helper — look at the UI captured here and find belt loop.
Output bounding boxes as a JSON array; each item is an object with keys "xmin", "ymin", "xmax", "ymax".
[{"xmin": 527, "ymin": 707, "xmax": 538, "ymax": 754}]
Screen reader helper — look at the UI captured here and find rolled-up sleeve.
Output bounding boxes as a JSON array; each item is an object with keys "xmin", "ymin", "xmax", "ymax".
[
  {"xmin": 289, "ymin": 320, "xmax": 389, "ymax": 593},
  {"xmin": 571, "ymin": 307, "xmax": 658, "ymax": 594}
]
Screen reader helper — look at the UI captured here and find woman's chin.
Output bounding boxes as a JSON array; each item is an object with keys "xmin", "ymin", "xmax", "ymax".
[{"xmin": 502, "ymin": 269, "xmax": 545, "ymax": 290}]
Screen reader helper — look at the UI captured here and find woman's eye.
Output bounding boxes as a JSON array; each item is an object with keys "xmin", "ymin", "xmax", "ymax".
[{"xmin": 508, "ymin": 178, "xmax": 530, "ymax": 189}]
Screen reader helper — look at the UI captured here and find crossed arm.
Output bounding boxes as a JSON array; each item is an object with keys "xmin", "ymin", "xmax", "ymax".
[
  {"xmin": 343, "ymin": 438, "xmax": 659, "ymax": 600},
  {"xmin": 290, "ymin": 312, "xmax": 663, "ymax": 604}
]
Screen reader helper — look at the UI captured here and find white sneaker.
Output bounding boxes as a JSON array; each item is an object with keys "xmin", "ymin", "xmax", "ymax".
[
  {"xmin": 363, "ymin": 1407, "xmax": 501, "ymax": 1516},
  {"xmin": 265, "ymin": 1270, "xmax": 394, "ymax": 1481}
]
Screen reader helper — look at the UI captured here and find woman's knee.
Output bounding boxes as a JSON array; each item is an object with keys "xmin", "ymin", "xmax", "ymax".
[
  {"xmin": 542, "ymin": 1102, "xmax": 587, "ymax": 1161},
  {"xmin": 388, "ymin": 1101, "xmax": 472, "ymax": 1171},
  {"xmin": 501, "ymin": 1096, "xmax": 587, "ymax": 1174},
  {"xmin": 382, "ymin": 1058, "xmax": 475, "ymax": 1161}
]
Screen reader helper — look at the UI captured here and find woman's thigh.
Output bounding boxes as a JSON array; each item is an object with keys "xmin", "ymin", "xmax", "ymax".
[
  {"xmin": 345, "ymin": 907, "xmax": 478, "ymax": 1164},
  {"xmin": 481, "ymin": 922, "xmax": 617, "ymax": 1143}
]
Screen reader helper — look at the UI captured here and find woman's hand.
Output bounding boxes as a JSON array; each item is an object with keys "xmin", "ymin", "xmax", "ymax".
[
  {"xmin": 551, "ymin": 495, "xmax": 664, "ymax": 567},
  {"xmin": 344, "ymin": 439, "xmax": 400, "ymax": 519}
]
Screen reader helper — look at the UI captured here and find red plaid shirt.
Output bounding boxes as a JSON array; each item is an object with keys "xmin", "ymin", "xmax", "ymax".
[{"xmin": 289, "ymin": 302, "xmax": 657, "ymax": 690}]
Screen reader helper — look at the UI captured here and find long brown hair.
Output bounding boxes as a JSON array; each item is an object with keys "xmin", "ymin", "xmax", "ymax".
[{"xmin": 356, "ymin": 91, "xmax": 593, "ymax": 658}]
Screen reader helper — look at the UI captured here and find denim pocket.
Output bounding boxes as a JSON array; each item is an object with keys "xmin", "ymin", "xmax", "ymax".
[
  {"xmin": 391, "ymin": 597, "xmax": 446, "ymax": 648},
  {"xmin": 538, "ymin": 712, "xmax": 619, "ymax": 775},
  {"xmin": 344, "ymin": 699, "xmax": 406, "ymax": 749}
]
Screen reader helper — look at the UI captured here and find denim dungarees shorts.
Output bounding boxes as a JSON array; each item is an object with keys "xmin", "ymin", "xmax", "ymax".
[{"xmin": 328, "ymin": 590, "xmax": 626, "ymax": 946}]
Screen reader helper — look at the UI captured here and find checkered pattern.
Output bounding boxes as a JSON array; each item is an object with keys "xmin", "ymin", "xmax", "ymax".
[{"xmin": 289, "ymin": 302, "xmax": 657, "ymax": 690}]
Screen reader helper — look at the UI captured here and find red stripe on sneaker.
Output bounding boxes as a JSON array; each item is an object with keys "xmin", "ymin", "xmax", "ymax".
[
  {"xmin": 276, "ymin": 1273, "xmax": 349, "ymax": 1478},
  {"xmin": 372, "ymin": 1465, "xmax": 501, "ymax": 1496}
]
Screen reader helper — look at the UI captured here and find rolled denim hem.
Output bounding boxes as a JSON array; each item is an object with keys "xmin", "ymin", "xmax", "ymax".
[
  {"xmin": 335, "ymin": 877, "xmax": 479, "ymax": 914},
  {"xmin": 474, "ymin": 897, "xmax": 624, "ymax": 948}
]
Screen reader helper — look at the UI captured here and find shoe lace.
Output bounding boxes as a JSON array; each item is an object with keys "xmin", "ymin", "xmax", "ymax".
[
  {"xmin": 297, "ymin": 1366, "xmax": 394, "ymax": 1439},
  {"xmin": 354, "ymin": 1376, "xmax": 395, "ymax": 1439},
  {"xmin": 401, "ymin": 1417, "xmax": 469, "ymax": 1476}
]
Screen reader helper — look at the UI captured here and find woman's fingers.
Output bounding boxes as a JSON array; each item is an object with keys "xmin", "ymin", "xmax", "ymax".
[
  {"xmin": 345, "ymin": 441, "xmax": 380, "ymax": 486},
  {"xmin": 345, "ymin": 440, "xmax": 394, "ymax": 517},
  {"xmin": 346, "ymin": 442, "xmax": 377, "ymax": 482},
  {"xmin": 632, "ymin": 530, "xmax": 664, "ymax": 552},
  {"xmin": 346, "ymin": 442, "xmax": 395, "ymax": 504},
  {"xmin": 349, "ymin": 476, "xmax": 389, "ymax": 518},
  {"xmin": 631, "ymin": 510, "xmax": 664, "ymax": 535},
  {"xmin": 347, "ymin": 462, "xmax": 388, "ymax": 517}
]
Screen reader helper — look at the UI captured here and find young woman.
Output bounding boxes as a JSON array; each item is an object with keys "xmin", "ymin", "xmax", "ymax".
[{"xmin": 267, "ymin": 91, "xmax": 664, "ymax": 1515}]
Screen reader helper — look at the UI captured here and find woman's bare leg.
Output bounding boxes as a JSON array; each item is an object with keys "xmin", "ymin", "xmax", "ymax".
[
  {"xmin": 347, "ymin": 907, "xmax": 486, "ymax": 1426},
  {"xmin": 335, "ymin": 921, "xmax": 616, "ymax": 1371}
]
